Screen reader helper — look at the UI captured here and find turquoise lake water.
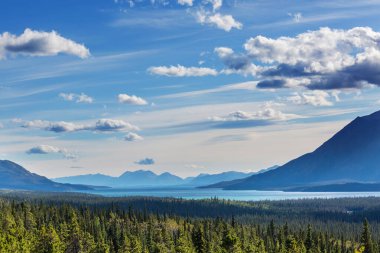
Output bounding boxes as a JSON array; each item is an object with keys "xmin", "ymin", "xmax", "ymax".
[{"xmin": 81, "ymin": 187, "xmax": 380, "ymax": 201}]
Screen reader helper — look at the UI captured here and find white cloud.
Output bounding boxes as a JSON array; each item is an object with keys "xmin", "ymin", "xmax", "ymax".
[
  {"xmin": 286, "ymin": 90, "xmax": 334, "ymax": 106},
  {"xmin": 19, "ymin": 119, "xmax": 139, "ymax": 133},
  {"xmin": 94, "ymin": 119, "xmax": 139, "ymax": 132},
  {"xmin": 219, "ymin": 26, "xmax": 380, "ymax": 90},
  {"xmin": 21, "ymin": 120, "xmax": 81, "ymax": 132},
  {"xmin": 205, "ymin": 0, "xmax": 223, "ymax": 11},
  {"xmin": 244, "ymin": 27, "xmax": 357, "ymax": 73},
  {"xmin": 0, "ymin": 28, "xmax": 90, "ymax": 59},
  {"xmin": 211, "ymin": 104, "xmax": 300, "ymax": 122},
  {"xmin": 124, "ymin": 132, "xmax": 144, "ymax": 141},
  {"xmin": 148, "ymin": 64, "xmax": 218, "ymax": 77},
  {"xmin": 178, "ymin": 0, "xmax": 193, "ymax": 6},
  {"xmin": 195, "ymin": 10, "xmax": 242, "ymax": 32},
  {"xmin": 26, "ymin": 145, "xmax": 77, "ymax": 160},
  {"xmin": 118, "ymin": 94, "xmax": 148, "ymax": 105},
  {"xmin": 288, "ymin": 12, "xmax": 302, "ymax": 23},
  {"xmin": 59, "ymin": 93, "xmax": 93, "ymax": 104}
]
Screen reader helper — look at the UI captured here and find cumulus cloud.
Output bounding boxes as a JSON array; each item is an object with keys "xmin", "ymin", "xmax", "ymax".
[
  {"xmin": 124, "ymin": 132, "xmax": 144, "ymax": 141},
  {"xmin": 19, "ymin": 119, "xmax": 139, "ymax": 133},
  {"xmin": 286, "ymin": 90, "xmax": 334, "ymax": 106},
  {"xmin": 195, "ymin": 10, "xmax": 242, "ymax": 32},
  {"xmin": 26, "ymin": 145, "xmax": 77, "ymax": 159},
  {"xmin": 214, "ymin": 47, "xmax": 261, "ymax": 75},
  {"xmin": 148, "ymin": 64, "xmax": 218, "ymax": 77},
  {"xmin": 211, "ymin": 104, "xmax": 300, "ymax": 122},
  {"xmin": 118, "ymin": 94, "xmax": 148, "ymax": 105},
  {"xmin": 0, "ymin": 28, "xmax": 90, "ymax": 59},
  {"xmin": 92, "ymin": 119, "xmax": 139, "ymax": 132},
  {"xmin": 59, "ymin": 93, "xmax": 93, "ymax": 104},
  {"xmin": 135, "ymin": 158, "xmax": 155, "ymax": 165},
  {"xmin": 178, "ymin": 0, "xmax": 193, "ymax": 6},
  {"xmin": 242, "ymin": 27, "xmax": 380, "ymax": 90},
  {"xmin": 22, "ymin": 120, "xmax": 80, "ymax": 133}
]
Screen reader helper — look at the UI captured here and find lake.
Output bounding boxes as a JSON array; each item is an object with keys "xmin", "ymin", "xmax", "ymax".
[{"xmin": 81, "ymin": 187, "xmax": 380, "ymax": 201}]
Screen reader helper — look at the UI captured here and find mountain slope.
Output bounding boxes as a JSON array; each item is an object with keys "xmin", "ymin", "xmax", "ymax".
[
  {"xmin": 185, "ymin": 171, "xmax": 253, "ymax": 186},
  {"xmin": 53, "ymin": 173, "xmax": 116, "ymax": 186},
  {"xmin": 210, "ymin": 110, "xmax": 380, "ymax": 190},
  {"xmin": 0, "ymin": 160, "xmax": 91, "ymax": 191}
]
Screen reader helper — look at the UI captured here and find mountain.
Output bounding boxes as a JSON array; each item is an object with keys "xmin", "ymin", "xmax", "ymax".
[
  {"xmin": 53, "ymin": 168, "xmax": 269, "ymax": 188},
  {"xmin": 117, "ymin": 170, "xmax": 184, "ymax": 187},
  {"xmin": 208, "ymin": 110, "xmax": 380, "ymax": 190},
  {"xmin": 0, "ymin": 160, "xmax": 91, "ymax": 191},
  {"xmin": 184, "ymin": 171, "xmax": 254, "ymax": 186},
  {"xmin": 54, "ymin": 170, "xmax": 184, "ymax": 188},
  {"xmin": 185, "ymin": 166, "xmax": 278, "ymax": 187},
  {"xmin": 53, "ymin": 173, "xmax": 116, "ymax": 186}
]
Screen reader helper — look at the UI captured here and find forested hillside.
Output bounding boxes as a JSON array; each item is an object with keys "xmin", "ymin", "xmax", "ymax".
[{"xmin": 0, "ymin": 192, "xmax": 378, "ymax": 252}]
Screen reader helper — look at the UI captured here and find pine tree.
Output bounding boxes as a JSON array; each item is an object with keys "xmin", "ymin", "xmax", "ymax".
[
  {"xmin": 192, "ymin": 225, "xmax": 206, "ymax": 253},
  {"xmin": 360, "ymin": 219, "xmax": 374, "ymax": 253}
]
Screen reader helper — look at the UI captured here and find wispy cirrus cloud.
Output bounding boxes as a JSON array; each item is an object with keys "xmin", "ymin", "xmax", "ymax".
[
  {"xmin": 148, "ymin": 64, "xmax": 218, "ymax": 77},
  {"xmin": 0, "ymin": 29, "xmax": 90, "ymax": 60}
]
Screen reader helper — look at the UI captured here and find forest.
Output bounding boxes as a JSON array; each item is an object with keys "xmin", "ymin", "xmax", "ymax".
[{"xmin": 0, "ymin": 191, "xmax": 378, "ymax": 253}]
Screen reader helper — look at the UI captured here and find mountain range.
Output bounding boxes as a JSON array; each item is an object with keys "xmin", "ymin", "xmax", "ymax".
[
  {"xmin": 207, "ymin": 110, "xmax": 380, "ymax": 190},
  {"xmin": 52, "ymin": 169, "xmax": 266, "ymax": 188}
]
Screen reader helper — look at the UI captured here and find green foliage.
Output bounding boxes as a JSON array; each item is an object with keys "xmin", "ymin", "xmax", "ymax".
[{"xmin": 0, "ymin": 194, "xmax": 379, "ymax": 253}]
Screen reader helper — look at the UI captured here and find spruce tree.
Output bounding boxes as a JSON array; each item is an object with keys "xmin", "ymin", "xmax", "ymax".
[{"xmin": 360, "ymin": 219, "xmax": 374, "ymax": 253}]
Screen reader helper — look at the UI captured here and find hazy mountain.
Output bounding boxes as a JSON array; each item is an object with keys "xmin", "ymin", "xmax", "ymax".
[
  {"xmin": 0, "ymin": 160, "xmax": 91, "ymax": 191},
  {"xmin": 54, "ymin": 170, "xmax": 184, "ymax": 188},
  {"xmin": 53, "ymin": 167, "xmax": 274, "ymax": 188},
  {"xmin": 53, "ymin": 173, "xmax": 116, "ymax": 186},
  {"xmin": 184, "ymin": 171, "xmax": 254, "ymax": 186},
  {"xmin": 117, "ymin": 170, "xmax": 184, "ymax": 187},
  {"xmin": 207, "ymin": 110, "xmax": 380, "ymax": 190},
  {"xmin": 185, "ymin": 166, "xmax": 278, "ymax": 186}
]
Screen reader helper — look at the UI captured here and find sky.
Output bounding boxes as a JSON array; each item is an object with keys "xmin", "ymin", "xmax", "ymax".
[{"xmin": 1, "ymin": 0, "xmax": 380, "ymax": 178}]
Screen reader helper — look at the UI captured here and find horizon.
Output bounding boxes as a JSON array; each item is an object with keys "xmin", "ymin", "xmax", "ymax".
[{"xmin": 1, "ymin": 0, "xmax": 380, "ymax": 178}]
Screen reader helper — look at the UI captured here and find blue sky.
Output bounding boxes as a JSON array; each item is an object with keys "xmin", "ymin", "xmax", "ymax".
[{"xmin": 1, "ymin": 0, "xmax": 380, "ymax": 178}]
